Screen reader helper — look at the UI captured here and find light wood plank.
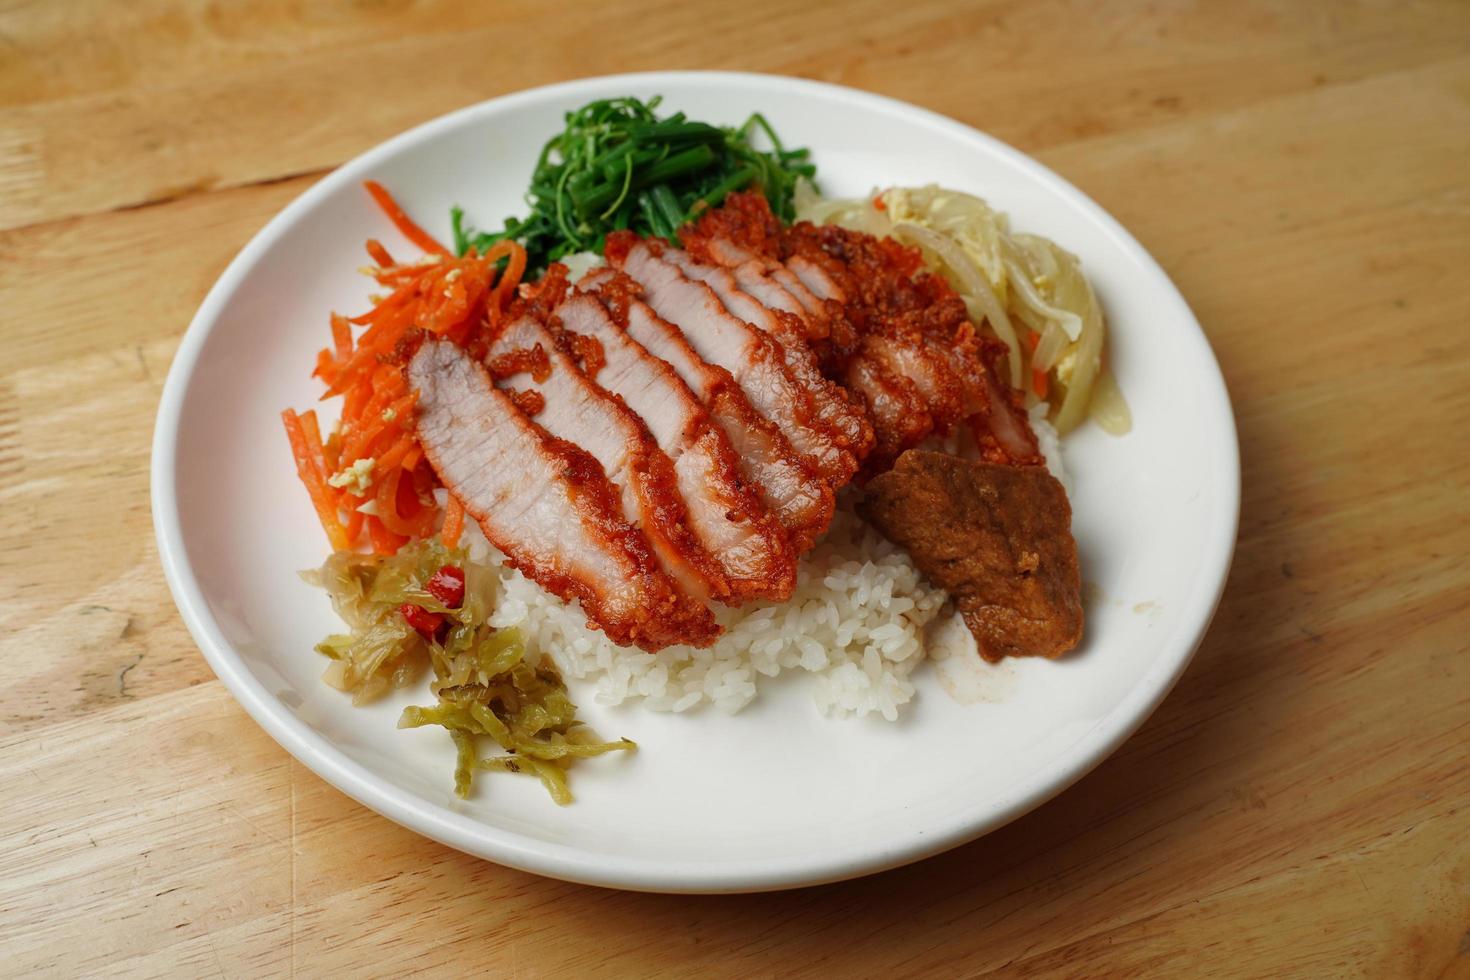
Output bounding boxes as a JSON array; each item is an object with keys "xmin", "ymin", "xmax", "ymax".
[
  {"xmin": 1, "ymin": 2, "xmax": 1467, "ymax": 976},
  {"xmin": 0, "ymin": 0, "xmax": 1467, "ymax": 230}
]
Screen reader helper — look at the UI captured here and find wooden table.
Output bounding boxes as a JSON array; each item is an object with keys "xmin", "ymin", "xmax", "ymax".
[{"xmin": 3, "ymin": 2, "xmax": 1467, "ymax": 975}]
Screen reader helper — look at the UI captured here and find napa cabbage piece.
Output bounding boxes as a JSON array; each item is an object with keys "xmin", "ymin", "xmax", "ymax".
[
  {"xmin": 795, "ymin": 182, "xmax": 1130, "ymax": 435},
  {"xmin": 304, "ymin": 540, "xmax": 634, "ymax": 804}
]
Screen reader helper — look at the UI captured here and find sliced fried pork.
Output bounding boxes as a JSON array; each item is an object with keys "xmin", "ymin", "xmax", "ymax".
[
  {"xmin": 661, "ymin": 249, "xmax": 872, "ymax": 472},
  {"xmin": 608, "ymin": 291, "xmax": 835, "ymax": 552},
  {"xmin": 409, "ymin": 340, "xmax": 715, "ymax": 651},
  {"xmin": 488, "ymin": 316, "xmax": 725, "ymax": 623},
  {"xmin": 845, "ymin": 336, "xmax": 935, "ymax": 465},
  {"xmin": 680, "ymin": 202, "xmax": 836, "ymax": 328},
  {"xmin": 608, "ymin": 236, "xmax": 855, "ymax": 489},
  {"xmin": 693, "ymin": 236, "xmax": 755, "ymax": 268},
  {"xmin": 681, "ymin": 221, "xmax": 859, "ymax": 372},
  {"xmin": 554, "ymin": 292, "xmax": 797, "ymax": 601},
  {"xmin": 869, "ymin": 332, "xmax": 966, "ymax": 428},
  {"xmin": 725, "ymin": 257, "xmax": 827, "ymax": 333},
  {"xmin": 786, "ymin": 255, "xmax": 844, "ymax": 303},
  {"xmin": 848, "ymin": 328, "xmax": 970, "ymax": 471},
  {"xmin": 860, "ymin": 450, "xmax": 1082, "ymax": 661},
  {"xmin": 731, "ymin": 262, "xmax": 821, "ymax": 333},
  {"xmin": 763, "ymin": 263, "xmax": 828, "ymax": 327},
  {"xmin": 670, "ymin": 249, "xmax": 801, "ymax": 323},
  {"xmin": 973, "ymin": 364, "xmax": 1043, "ymax": 462}
]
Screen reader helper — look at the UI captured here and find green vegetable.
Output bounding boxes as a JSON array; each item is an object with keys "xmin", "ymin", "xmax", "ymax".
[
  {"xmin": 304, "ymin": 540, "xmax": 634, "ymax": 804},
  {"xmin": 452, "ymin": 95, "xmax": 817, "ymax": 271}
]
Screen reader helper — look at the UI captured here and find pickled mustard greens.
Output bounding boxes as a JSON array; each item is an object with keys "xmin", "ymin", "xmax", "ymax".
[
  {"xmin": 796, "ymin": 182, "xmax": 1130, "ymax": 436},
  {"xmin": 305, "ymin": 540, "xmax": 633, "ymax": 804},
  {"xmin": 452, "ymin": 95, "xmax": 816, "ymax": 273}
]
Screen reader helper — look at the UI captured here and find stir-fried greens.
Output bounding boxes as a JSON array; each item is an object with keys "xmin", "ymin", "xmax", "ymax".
[
  {"xmin": 306, "ymin": 539, "xmax": 633, "ymax": 804},
  {"xmin": 452, "ymin": 95, "xmax": 816, "ymax": 272}
]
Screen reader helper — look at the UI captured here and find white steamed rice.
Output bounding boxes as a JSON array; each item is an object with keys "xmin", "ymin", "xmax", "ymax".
[{"xmin": 454, "ymin": 413, "xmax": 1066, "ymax": 721}]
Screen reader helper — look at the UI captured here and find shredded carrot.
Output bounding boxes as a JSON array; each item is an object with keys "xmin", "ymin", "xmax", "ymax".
[
  {"xmin": 386, "ymin": 389, "xmax": 416, "ymax": 417},
  {"xmin": 442, "ymin": 494, "xmax": 465, "ymax": 548},
  {"xmin": 344, "ymin": 392, "xmax": 416, "ymax": 462},
  {"xmin": 486, "ymin": 240, "xmax": 527, "ymax": 306},
  {"xmin": 363, "ymin": 180, "xmax": 450, "ymax": 256},
  {"xmin": 378, "ymin": 432, "xmax": 417, "ymax": 472},
  {"xmin": 366, "ymin": 515, "xmax": 406, "ymax": 554},
  {"xmin": 1025, "ymin": 332, "xmax": 1048, "ymax": 397},
  {"xmin": 322, "ymin": 428, "xmax": 341, "ymax": 474},
  {"xmin": 299, "ymin": 410, "xmax": 331, "ymax": 481},
  {"xmin": 322, "ymin": 335, "xmax": 395, "ymax": 397},
  {"xmin": 344, "ymin": 506, "xmax": 365, "ymax": 542},
  {"xmin": 365, "ymin": 239, "xmax": 396, "ymax": 268},
  {"xmin": 330, "ymin": 314, "xmax": 353, "ymax": 362},
  {"xmin": 343, "ymin": 389, "xmax": 400, "ymax": 458},
  {"xmin": 282, "ymin": 409, "xmax": 349, "ymax": 551},
  {"xmin": 372, "ymin": 361, "xmax": 406, "ymax": 391},
  {"xmin": 376, "ymin": 467, "xmax": 436, "ymax": 538},
  {"xmin": 312, "ymin": 347, "xmax": 336, "ymax": 383},
  {"xmin": 350, "ymin": 282, "xmax": 419, "ymax": 334}
]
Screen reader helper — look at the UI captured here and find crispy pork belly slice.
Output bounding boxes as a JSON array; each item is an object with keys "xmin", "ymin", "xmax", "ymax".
[
  {"xmin": 922, "ymin": 327, "xmax": 1041, "ymax": 466},
  {"xmin": 617, "ymin": 297, "xmax": 834, "ymax": 552},
  {"xmin": 618, "ymin": 243, "xmax": 851, "ymax": 486},
  {"xmin": 409, "ymin": 340, "xmax": 713, "ymax": 651},
  {"xmin": 845, "ymin": 337, "xmax": 936, "ymax": 471},
  {"xmin": 662, "ymin": 249, "xmax": 872, "ymax": 471},
  {"xmin": 686, "ymin": 192, "xmax": 1043, "ymax": 473},
  {"xmin": 763, "ymin": 257, "xmax": 858, "ymax": 355},
  {"xmin": 680, "ymin": 201, "xmax": 832, "ymax": 324},
  {"xmin": 684, "ymin": 240, "xmax": 828, "ymax": 331},
  {"xmin": 864, "ymin": 330, "xmax": 967, "ymax": 435},
  {"xmin": 972, "ymin": 365, "xmax": 1043, "ymax": 464},
  {"xmin": 766, "ymin": 264, "xmax": 826, "ymax": 322},
  {"xmin": 852, "ymin": 329, "xmax": 1035, "ymax": 473},
  {"xmin": 710, "ymin": 255, "xmax": 827, "ymax": 322},
  {"xmin": 699, "ymin": 236, "xmax": 756, "ymax": 267},
  {"xmin": 665, "ymin": 249, "xmax": 807, "ymax": 336},
  {"xmin": 693, "ymin": 243, "xmax": 853, "ymax": 355},
  {"xmin": 786, "ymin": 254, "xmax": 845, "ymax": 303},
  {"xmin": 554, "ymin": 293, "xmax": 797, "ymax": 601},
  {"xmin": 488, "ymin": 316, "xmax": 724, "ymax": 623},
  {"xmin": 722, "ymin": 259, "xmax": 806, "ymax": 320}
]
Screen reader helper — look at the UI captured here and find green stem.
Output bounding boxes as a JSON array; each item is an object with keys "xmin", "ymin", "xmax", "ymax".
[
  {"xmin": 688, "ymin": 164, "xmax": 758, "ymax": 220},
  {"xmin": 577, "ymin": 144, "xmax": 717, "ymax": 215}
]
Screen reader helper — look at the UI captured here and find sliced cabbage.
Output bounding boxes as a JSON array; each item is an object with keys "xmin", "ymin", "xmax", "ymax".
[{"xmin": 304, "ymin": 539, "xmax": 633, "ymax": 803}]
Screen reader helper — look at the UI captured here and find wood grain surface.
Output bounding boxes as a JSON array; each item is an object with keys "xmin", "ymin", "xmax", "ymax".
[{"xmin": 2, "ymin": 1, "xmax": 1468, "ymax": 976}]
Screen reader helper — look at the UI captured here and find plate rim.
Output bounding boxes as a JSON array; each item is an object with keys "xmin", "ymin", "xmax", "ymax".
[{"xmin": 151, "ymin": 69, "xmax": 1240, "ymax": 893}]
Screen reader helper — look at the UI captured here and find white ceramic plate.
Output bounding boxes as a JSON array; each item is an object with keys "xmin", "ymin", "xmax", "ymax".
[{"xmin": 152, "ymin": 71, "xmax": 1238, "ymax": 893}]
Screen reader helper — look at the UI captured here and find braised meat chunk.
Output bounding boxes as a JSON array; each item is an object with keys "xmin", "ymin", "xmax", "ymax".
[{"xmin": 859, "ymin": 450, "xmax": 1082, "ymax": 662}]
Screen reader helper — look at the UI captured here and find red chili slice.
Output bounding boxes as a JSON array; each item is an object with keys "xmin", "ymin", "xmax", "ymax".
[
  {"xmin": 425, "ymin": 565, "xmax": 465, "ymax": 608},
  {"xmin": 399, "ymin": 602, "xmax": 444, "ymax": 638}
]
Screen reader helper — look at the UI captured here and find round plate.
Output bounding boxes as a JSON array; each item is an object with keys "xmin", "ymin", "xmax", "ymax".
[{"xmin": 152, "ymin": 71, "xmax": 1238, "ymax": 893}]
